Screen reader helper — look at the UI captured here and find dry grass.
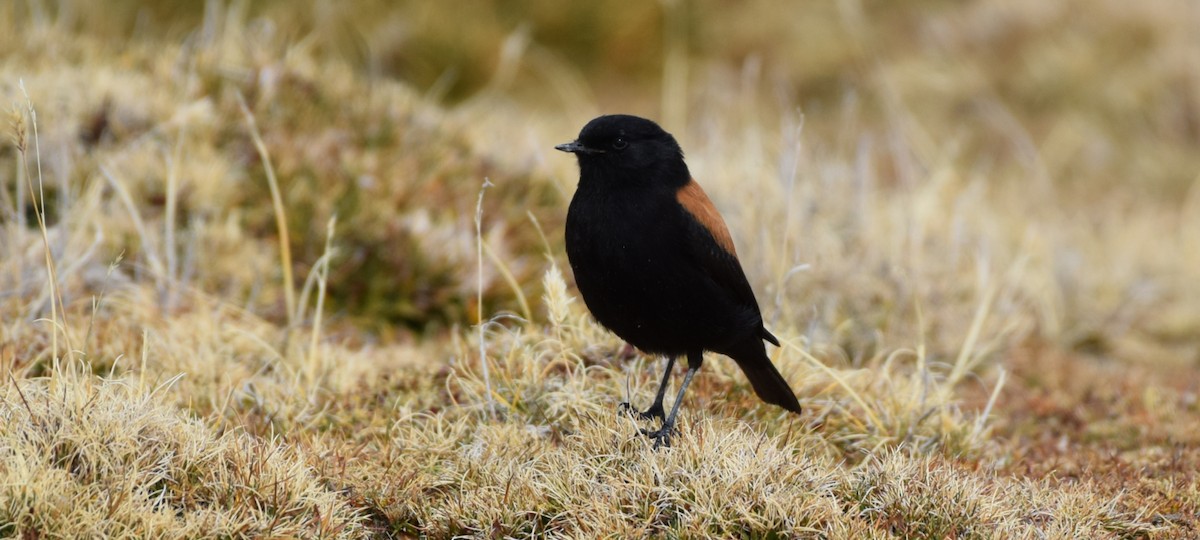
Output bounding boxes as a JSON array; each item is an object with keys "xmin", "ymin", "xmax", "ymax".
[
  {"xmin": 1, "ymin": 377, "xmax": 363, "ymax": 538},
  {"xmin": 2, "ymin": 0, "xmax": 1200, "ymax": 538}
]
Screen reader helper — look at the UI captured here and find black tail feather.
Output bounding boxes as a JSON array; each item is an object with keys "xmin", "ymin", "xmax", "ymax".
[
  {"xmin": 742, "ymin": 361, "xmax": 802, "ymax": 413},
  {"xmin": 762, "ymin": 327, "xmax": 780, "ymax": 347},
  {"xmin": 725, "ymin": 337, "xmax": 801, "ymax": 414}
]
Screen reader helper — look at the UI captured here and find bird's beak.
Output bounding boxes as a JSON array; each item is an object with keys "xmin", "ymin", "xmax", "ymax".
[{"xmin": 555, "ymin": 140, "xmax": 604, "ymax": 155}]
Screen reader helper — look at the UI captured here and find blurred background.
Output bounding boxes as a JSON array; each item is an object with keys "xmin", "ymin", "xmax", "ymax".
[
  {"xmin": 3, "ymin": 0, "xmax": 1198, "ymax": 358},
  {"xmin": 24, "ymin": 0, "xmax": 1196, "ymax": 191}
]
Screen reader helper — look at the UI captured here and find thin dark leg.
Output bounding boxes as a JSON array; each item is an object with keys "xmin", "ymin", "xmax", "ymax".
[
  {"xmin": 619, "ymin": 356, "xmax": 675, "ymax": 422},
  {"xmin": 643, "ymin": 356, "xmax": 676, "ymax": 420},
  {"xmin": 646, "ymin": 365, "xmax": 697, "ymax": 449}
]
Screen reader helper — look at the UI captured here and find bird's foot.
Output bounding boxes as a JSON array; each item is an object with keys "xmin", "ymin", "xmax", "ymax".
[
  {"xmin": 618, "ymin": 401, "xmax": 666, "ymax": 423},
  {"xmin": 640, "ymin": 423, "xmax": 676, "ymax": 449}
]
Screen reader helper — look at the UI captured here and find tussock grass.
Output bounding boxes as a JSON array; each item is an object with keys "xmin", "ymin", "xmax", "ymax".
[
  {"xmin": 2, "ymin": 0, "xmax": 1200, "ymax": 538},
  {"xmin": 1, "ymin": 377, "xmax": 362, "ymax": 538}
]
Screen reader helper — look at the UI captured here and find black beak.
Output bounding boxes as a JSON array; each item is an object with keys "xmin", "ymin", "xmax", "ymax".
[{"xmin": 555, "ymin": 141, "xmax": 604, "ymax": 155}]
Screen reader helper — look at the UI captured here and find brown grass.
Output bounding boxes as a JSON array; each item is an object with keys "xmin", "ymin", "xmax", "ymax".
[{"xmin": 3, "ymin": 0, "xmax": 1200, "ymax": 538}]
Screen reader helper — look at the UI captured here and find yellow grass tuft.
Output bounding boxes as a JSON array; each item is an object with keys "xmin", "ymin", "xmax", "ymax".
[{"xmin": 1, "ymin": 377, "xmax": 362, "ymax": 537}]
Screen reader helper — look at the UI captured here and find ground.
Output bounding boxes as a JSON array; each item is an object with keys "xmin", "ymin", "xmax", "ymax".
[{"xmin": 2, "ymin": 1, "xmax": 1200, "ymax": 538}]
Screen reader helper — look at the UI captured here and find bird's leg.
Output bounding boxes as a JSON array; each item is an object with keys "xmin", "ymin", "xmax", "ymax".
[
  {"xmin": 641, "ymin": 356, "xmax": 676, "ymax": 421},
  {"xmin": 619, "ymin": 356, "xmax": 675, "ymax": 422},
  {"xmin": 645, "ymin": 365, "xmax": 697, "ymax": 449}
]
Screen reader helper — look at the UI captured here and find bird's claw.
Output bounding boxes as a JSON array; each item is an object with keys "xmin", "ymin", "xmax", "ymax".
[
  {"xmin": 618, "ymin": 402, "xmax": 665, "ymax": 423},
  {"xmin": 620, "ymin": 402, "xmax": 674, "ymax": 448},
  {"xmin": 641, "ymin": 424, "xmax": 675, "ymax": 449}
]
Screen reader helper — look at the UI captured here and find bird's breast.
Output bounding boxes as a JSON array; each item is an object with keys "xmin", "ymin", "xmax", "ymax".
[{"xmin": 566, "ymin": 188, "xmax": 673, "ymax": 264}]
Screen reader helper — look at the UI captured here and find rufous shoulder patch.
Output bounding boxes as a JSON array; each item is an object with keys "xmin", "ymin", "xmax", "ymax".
[{"xmin": 676, "ymin": 179, "xmax": 738, "ymax": 257}]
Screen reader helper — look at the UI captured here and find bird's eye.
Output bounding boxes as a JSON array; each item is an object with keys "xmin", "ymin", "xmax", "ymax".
[{"xmin": 612, "ymin": 138, "xmax": 628, "ymax": 150}]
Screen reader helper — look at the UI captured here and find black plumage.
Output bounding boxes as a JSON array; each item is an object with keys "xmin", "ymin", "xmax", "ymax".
[{"xmin": 556, "ymin": 114, "xmax": 801, "ymax": 447}]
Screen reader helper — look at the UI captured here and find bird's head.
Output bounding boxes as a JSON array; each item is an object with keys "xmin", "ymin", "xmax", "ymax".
[{"xmin": 556, "ymin": 115, "xmax": 687, "ymax": 183}]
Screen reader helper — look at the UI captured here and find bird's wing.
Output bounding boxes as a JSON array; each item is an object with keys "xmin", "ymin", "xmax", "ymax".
[{"xmin": 676, "ymin": 179, "xmax": 779, "ymax": 346}]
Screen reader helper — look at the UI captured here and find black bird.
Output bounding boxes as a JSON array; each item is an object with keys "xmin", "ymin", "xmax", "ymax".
[{"xmin": 556, "ymin": 114, "xmax": 801, "ymax": 447}]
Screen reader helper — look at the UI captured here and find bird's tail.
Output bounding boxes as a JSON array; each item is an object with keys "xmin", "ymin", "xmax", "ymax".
[{"xmin": 724, "ymin": 338, "xmax": 802, "ymax": 414}]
